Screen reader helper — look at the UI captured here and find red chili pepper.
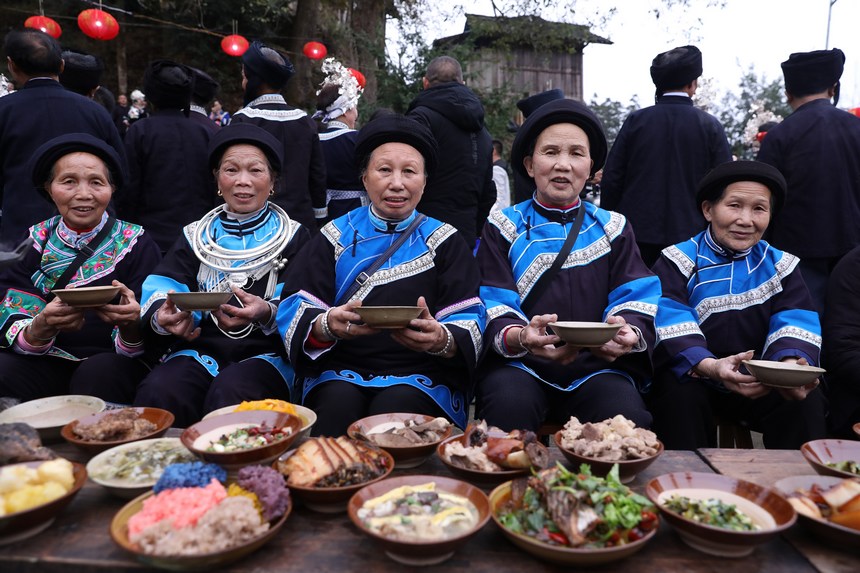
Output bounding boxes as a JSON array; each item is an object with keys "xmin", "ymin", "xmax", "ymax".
[
  {"xmin": 608, "ymin": 531, "xmax": 621, "ymax": 545},
  {"xmin": 628, "ymin": 527, "xmax": 644, "ymax": 542},
  {"xmin": 640, "ymin": 510, "xmax": 658, "ymax": 531},
  {"xmin": 547, "ymin": 531, "xmax": 569, "ymax": 545}
]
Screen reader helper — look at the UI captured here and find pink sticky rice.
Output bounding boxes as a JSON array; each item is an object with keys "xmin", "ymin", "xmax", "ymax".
[{"xmin": 128, "ymin": 479, "xmax": 226, "ymax": 538}]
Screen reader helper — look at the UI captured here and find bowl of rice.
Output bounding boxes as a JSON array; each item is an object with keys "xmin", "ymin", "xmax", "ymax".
[
  {"xmin": 110, "ymin": 463, "xmax": 291, "ymax": 569},
  {"xmin": 202, "ymin": 399, "xmax": 316, "ymax": 443},
  {"xmin": 0, "ymin": 459, "xmax": 87, "ymax": 545},
  {"xmin": 181, "ymin": 410, "xmax": 302, "ymax": 473}
]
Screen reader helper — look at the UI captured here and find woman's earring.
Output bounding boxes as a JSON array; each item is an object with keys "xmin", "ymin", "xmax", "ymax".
[
  {"xmin": 269, "ymin": 188, "xmax": 275, "ymax": 196},
  {"xmin": 217, "ymin": 189, "xmax": 223, "ymax": 196}
]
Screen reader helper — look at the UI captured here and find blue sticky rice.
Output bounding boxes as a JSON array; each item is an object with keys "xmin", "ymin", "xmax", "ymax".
[{"xmin": 153, "ymin": 462, "xmax": 227, "ymax": 493}]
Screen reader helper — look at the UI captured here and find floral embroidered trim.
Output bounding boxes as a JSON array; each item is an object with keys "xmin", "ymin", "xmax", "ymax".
[
  {"xmin": 664, "ymin": 245, "xmax": 695, "ymax": 278},
  {"xmin": 656, "ymin": 321, "xmax": 704, "ymax": 344},
  {"xmin": 763, "ymin": 325, "xmax": 823, "ymax": 356}
]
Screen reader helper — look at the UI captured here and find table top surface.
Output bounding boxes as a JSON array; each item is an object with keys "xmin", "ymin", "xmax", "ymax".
[{"xmin": 1, "ymin": 437, "xmax": 857, "ymax": 573}]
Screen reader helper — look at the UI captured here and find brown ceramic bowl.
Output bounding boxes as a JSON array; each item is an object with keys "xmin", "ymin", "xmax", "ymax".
[
  {"xmin": 774, "ymin": 475, "xmax": 860, "ymax": 549},
  {"xmin": 646, "ymin": 471, "xmax": 796, "ymax": 557},
  {"xmin": 110, "ymin": 489, "xmax": 290, "ymax": 569},
  {"xmin": 436, "ymin": 434, "xmax": 530, "ymax": 489},
  {"xmin": 347, "ymin": 413, "xmax": 453, "ymax": 469},
  {"xmin": 353, "ymin": 306, "xmax": 422, "ymax": 329},
  {"xmin": 166, "ymin": 291, "xmax": 232, "ymax": 311},
  {"xmin": 547, "ymin": 321, "xmax": 622, "ymax": 347},
  {"xmin": 181, "ymin": 410, "xmax": 302, "ymax": 474},
  {"xmin": 61, "ymin": 407, "xmax": 174, "ymax": 455},
  {"xmin": 0, "ymin": 460, "xmax": 87, "ymax": 545},
  {"xmin": 553, "ymin": 431, "xmax": 664, "ymax": 484},
  {"xmin": 348, "ymin": 475, "xmax": 490, "ymax": 565},
  {"xmin": 51, "ymin": 285, "xmax": 120, "ymax": 307},
  {"xmin": 801, "ymin": 439, "xmax": 860, "ymax": 479},
  {"xmin": 854, "ymin": 422, "xmax": 860, "ymax": 439},
  {"xmin": 203, "ymin": 403, "xmax": 317, "ymax": 444},
  {"xmin": 275, "ymin": 445, "xmax": 395, "ymax": 513},
  {"xmin": 489, "ymin": 480, "xmax": 658, "ymax": 565},
  {"xmin": 742, "ymin": 359, "xmax": 825, "ymax": 389}
]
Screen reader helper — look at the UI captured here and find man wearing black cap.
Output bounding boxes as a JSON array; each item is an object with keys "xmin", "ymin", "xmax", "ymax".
[
  {"xmin": 118, "ymin": 59, "xmax": 215, "ymax": 252},
  {"xmin": 231, "ymin": 41, "xmax": 326, "ymax": 231},
  {"xmin": 407, "ymin": 55, "xmax": 495, "ymax": 249},
  {"xmin": 0, "ymin": 28, "xmax": 126, "ymax": 245},
  {"xmin": 59, "ymin": 49, "xmax": 103, "ymax": 98},
  {"xmin": 601, "ymin": 45, "xmax": 731, "ymax": 266},
  {"xmin": 188, "ymin": 67, "xmax": 220, "ymax": 135},
  {"xmin": 757, "ymin": 48, "xmax": 860, "ymax": 312}
]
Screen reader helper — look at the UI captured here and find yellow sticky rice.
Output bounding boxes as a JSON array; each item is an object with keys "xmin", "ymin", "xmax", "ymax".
[
  {"xmin": 0, "ymin": 459, "xmax": 74, "ymax": 516},
  {"xmin": 227, "ymin": 483, "xmax": 264, "ymax": 519},
  {"xmin": 234, "ymin": 399, "xmax": 297, "ymax": 415}
]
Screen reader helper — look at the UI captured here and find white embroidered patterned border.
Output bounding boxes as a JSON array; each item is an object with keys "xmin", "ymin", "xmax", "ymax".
[
  {"xmin": 607, "ymin": 301, "xmax": 658, "ymax": 318},
  {"xmin": 436, "ymin": 297, "xmax": 482, "ymax": 321},
  {"xmin": 490, "ymin": 210, "xmax": 518, "ymax": 244},
  {"xmin": 487, "ymin": 304, "xmax": 525, "ymax": 322},
  {"xmin": 656, "ymin": 321, "xmax": 704, "ymax": 344},
  {"xmin": 322, "ymin": 224, "xmax": 344, "ymax": 259},
  {"xmin": 285, "ymin": 300, "xmax": 318, "ymax": 352},
  {"xmin": 448, "ymin": 318, "xmax": 483, "ymax": 361},
  {"xmin": 141, "ymin": 290, "xmax": 168, "ymax": 316},
  {"xmin": 762, "ymin": 325, "xmax": 823, "ymax": 356},
  {"xmin": 664, "ymin": 245, "xmax": 695, "ymax": 278}
]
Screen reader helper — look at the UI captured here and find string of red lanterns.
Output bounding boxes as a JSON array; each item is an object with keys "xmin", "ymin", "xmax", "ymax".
[
  {"xmin": 24, "ymin": 15, "xmax": 62, "ymax": 38},
  {"xmin": 221, "ymin": 35, "xmax": 249, "ymax": 57},
  {"xmin": 78, "ymin": 8, "xmax": 120, "ymax": 41},
  {"xmin": 303, "ymin": 41, "xmax": 327, "ymax": 60}
]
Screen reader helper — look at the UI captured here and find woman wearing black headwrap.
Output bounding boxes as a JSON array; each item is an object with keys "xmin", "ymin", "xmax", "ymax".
[{"xmin": 278, "ymin": 114, "xmax": 484, "ymax": 436}]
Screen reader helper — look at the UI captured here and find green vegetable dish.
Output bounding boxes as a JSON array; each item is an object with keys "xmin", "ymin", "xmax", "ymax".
[
  {"xmin": 497, "ymin": 463, "xmax": 658, "ymax": 548},
  {"xmin": 663, "ymin": 496, "xmax": 760, "ymax": 532},
  {"xmin": 92, "ymin": 440, "xmax": 196, "ymax": 483},
  {"xmin": 825, "ymin": 460, "xmax": 860, "ymax": 475}
]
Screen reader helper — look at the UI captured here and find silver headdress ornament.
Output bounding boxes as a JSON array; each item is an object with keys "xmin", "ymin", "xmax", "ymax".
[
  {"xmin": 0, "ymin": 74, "xmax": 13, "ymax": 98},
  {"xmin": 312, "ymin": 57, "xmax": 363, "ymax": 123}
]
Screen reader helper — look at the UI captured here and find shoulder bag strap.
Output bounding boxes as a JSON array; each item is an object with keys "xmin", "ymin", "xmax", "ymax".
[
  {"xmin": 336, "ymin": 214, "xmax": 426, "ymax": 306},
  {"xmin": 47, "ymin": 216, "xmax": 117, "ymax": 300},
  {"xmin": 521, "ymin": 205, "xmax": 586, "ymax": 315}
]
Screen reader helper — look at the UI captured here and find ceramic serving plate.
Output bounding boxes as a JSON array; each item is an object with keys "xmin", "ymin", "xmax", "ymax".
[
  {"xmin": 646, "ymin": 472, "xmax": 796, "ymax": 557},
  {"xmin": 348, "ymin": 413, "xmax": 453, "ymax": 469},
  {"xmin": 202, "ymin": 403, "xmax": 316, "ymax": 444},
  {"xmin": 61, "ymin": 407, "xmax": 174, "ymax": 455},
  {"xmin": 800, "ymin": 439, "xmax": 860, "ymax": 479},
  {"xmin": 86, "ymin": 437, "xmax": 197, "ymax": 499},
  {"xmin": 553, "ymin": 431, "xmax": 664, "ymax": 484},
  {"xmin": 742, "ymin": 359, "xmax": 825, "ymax": 389},
  {"xmin": 353, "ymin": 306, "xmax": 422, "ymax": 328},
  {"xmin": 167, "ymin": 292, "xmax": 232, "ymax": 311},
  {"xmin": 489, "ymin": 480, "xmax": 658, "ymax": 566},
  {"xmin": 51, "ymin": 285, "xmax": 120, "ymax": 307},
  {"xmin": 110, "ymin": 490, "xmax": 290, "ymax": 570},
  {"xmin": 348, "ymin": 475, "xmax": 490, "ymax": 566},
  {"xmin": 774, "ymin": 474, "xmax": 860, "ymax": 549},
  {"xmin": 547, "ymin": 321, "xmax": 622, "ymax": 347},
  {"xmin": 0, "ymin": 395, "xmax": 106, "ymax": 441},
  {"xmin": 0, "ymin": 460, "xmax": 87, "ymax": 546}
]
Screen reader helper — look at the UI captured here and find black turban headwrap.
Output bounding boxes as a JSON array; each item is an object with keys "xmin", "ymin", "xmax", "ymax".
[
  {"xmin": 208, "ymin": 123, "xmax": 283, "ymax": 176},
  {"xmin": 189, "ymin": 67, "xmax": 219, "ymax": 106},
  {"xmin": 511, "ymin": 98, "xmax": 607, "ymax": 182},
  {"xmin": 354, "ymin": 114, "xmax": 438, "ymax": 176},
  {"xmin": 144, "ymin": 59, "xmax": 193, "ymax": 113},
  {"xmin": 697, "ymin": 160, "xmax": 787, "ymax": 216},
  {"xmin": 59, "ymin": 49, "xmax": 104, "ymax": 96},
  {"xmin": 516, "ymin": 89, "xmax": 565, "ymax": 119},
  {"xmin": 781, "ymin": 48, "xmax": 845, "ymax": 105},
  {"xmin": 242, "ymin": 41, "xmax": 295, "ymax": 105},
  {"xmin": 650, "ymin": 45, "xmax": 703, "ymax": 94},
  {"xmin": 31, "ymin": 133, "xmax": 125, "ymax": 202}
]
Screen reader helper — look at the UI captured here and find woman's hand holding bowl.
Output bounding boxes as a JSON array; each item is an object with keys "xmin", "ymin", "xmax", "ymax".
[
  {"xmin": 694, "ymin": 350, "xmax": 770, "ymax": 399},
  {"xmin": 23, "ymin": 297, "xmax": 85, "ymax": 344},
  {"xmin": 391, "ymin": 296, "xmax": 457, "ymax": 357},
  {"xmin": 516, "ymin": 314, "xmax": 580, "ymax": 365},
  {"xmin": 156, "ymin": 290, "xmax": 201, "ymax": 342},
  {"xmin": 313, "ymin": 300, "xmax": 377, "ymax": 341},
  {"xmin": 776, "ymin": 356, "xmax": 821, "ymax": 401},
  {"xmin": 591, "ymin": 315, "xmax": 639, "ymax": 363},
  {"xmin": 212, "ymin": 286, "xmax": 272, "ymax": 331},
  {"xmin": 94, "ymin": 280, "xmax": 142, "ymax": 343}
]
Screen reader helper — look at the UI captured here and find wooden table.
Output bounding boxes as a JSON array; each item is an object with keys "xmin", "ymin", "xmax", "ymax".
[
  {"xmin": 0, "ymin": 443, "xmax": 825, "ymax": 573},
  {"xmin": 699, "ymin": 448, "xmax": 860, "ymax": 573}
]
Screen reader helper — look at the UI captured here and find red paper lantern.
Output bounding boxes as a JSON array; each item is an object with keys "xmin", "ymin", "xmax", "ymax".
[
  {"xmin": 221, "ymin": 35, "xmax": 249, "ymax": 57},
  {"xmin": 24, "ymin": 15, "xmax": 62, "ymax": 39},
  {"xmin": 302, "ymin": 41, "xmax": 327, "ymax": 60},
  {"xmin": 348, "ymin": 68, "xmax": 366, "ymax": 89},
  {"xmin": 77, "ymin": 9, "xmax": 120, "ymax": 41},
  {"xmin": 850, "ymin": 107, "xmax": 860, "ymax": 118}
]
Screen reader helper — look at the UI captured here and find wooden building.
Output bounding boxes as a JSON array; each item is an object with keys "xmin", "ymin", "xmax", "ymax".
[{"xmin": 434, "ymin": 14, "xmax": 611, "ymax": 101}]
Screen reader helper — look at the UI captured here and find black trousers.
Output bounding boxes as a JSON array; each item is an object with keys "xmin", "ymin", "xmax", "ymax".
[
  {"xmin": 133, "ymin": 356, "xmax": 290, "ymax": 428},
  {"xmin": 304, "ymin": 379, "xmax": 447, "ymax": 437},
  {"xmin": 0, "ymin": 351, "xmax": 149, "ymax": 403},
  {"xmin": 475, "ymin": 364, "xmax": 652, "ymax": 432},
  {"xmin": 647, "ymin": 369, "xmax": 828, "ymax": 450}
]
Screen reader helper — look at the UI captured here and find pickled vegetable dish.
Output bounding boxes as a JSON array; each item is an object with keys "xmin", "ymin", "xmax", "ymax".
[{"xmin": 663, "ymin": 495, "xmax": 760, "ymax": 531}]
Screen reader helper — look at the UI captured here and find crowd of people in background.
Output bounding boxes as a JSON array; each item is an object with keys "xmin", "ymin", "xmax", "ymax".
[{"xmin": 1, "ymin": 26, "xmax": 859, "ymax": 448}]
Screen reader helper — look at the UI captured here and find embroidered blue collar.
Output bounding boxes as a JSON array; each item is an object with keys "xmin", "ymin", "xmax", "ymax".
[
  {"xmin": 704, "ymin": 225, "xmax": 753, "ymax": 259},
  {"xmin": 368, "ymin": 206, "xmax": 417, "ymax": 233}
]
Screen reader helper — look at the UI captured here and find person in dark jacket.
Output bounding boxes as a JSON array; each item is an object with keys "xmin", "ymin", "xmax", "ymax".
[
  {"xmin": 407, "ymin": 56, "xmax": 495, "ymax": 249},
  {"xmin": 58, "ymin": 49, "xmax": 103, "ymax": 99},
  {"xmin": 231, "ymin": 41, "xmax": 327, "ymax": 231},
  {"xmin": 0, "ymin": 29, "xmax": 126, "ymax": 245},
  {"xmin": 188, "ymin": 67, "xmax": 220, "ymax": 135},
  {"xmin": 601, "ymin": 45, "xmax": 732, "ymax": 266},
  {"xmin": 757, "ymin": 48, "xmax": 860, "ymax": 312},
  {"xmin": 118, "ymin": 60, "xmax": 215, "ymax": 253}
]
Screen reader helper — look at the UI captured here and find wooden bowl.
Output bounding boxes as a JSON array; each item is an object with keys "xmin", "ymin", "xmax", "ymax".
[
  {"xmin": 202, "ymin": 403, "xmax": 316, "ymax": 444},
  {"xmin": 61, "ymin": 407, "xmax": 174, "ymax": 455},
  {"xmin": 489, "ymin": 480, "xmax": 658, "ymax": 565},
  {"xmin": 553, "ymin": 431, "xmax": 664, "ymax": 484},
  {"xmin": 547, "ymin": 321, "xmax": 622, "ymax": 347},
  {"xmin": 742, "ymin": 359, "xmax": 825, "ymax": 389},
  {"xmin": 275, "ymin": 445, "xmax": 395, "ymax": 513},
  {"xmin": 0, "ymin": 460, "xmax": 87, "ymax": 545},
  {"xmin": 348, "ymin": 475, "xmax": 490, "ymax": 565},
  {"xmin": 347, "ymin": 413, "xmax": 453, "ymax": 469},
  {"xmin": 801, "ymin": 439, "xmax": 860, "ymax": 479},
  {"xmin": 51, "ymin": 285, "xmax": 120, "ymax": 307},
  {"xmin": 353, "ymin": 306, "xmax": 422, "ymax": 328},
  {"xmin": 774, "ymin": 475, "xmax": 860, "ymax": 549},
  {"xmin": 86, "ymin": 437, "xmax": 197, "ymax": 499},
  {"xmin": 167, "ymin": 291, "xmax": 232, "ymax": 311},
  {"xmin": 436, "ymin": 434, "xmax": 530, "ymax": 489},
  {"xmin": 110, "ymin": 489, "xmax": 290, "ymax": 569},
  {"xmin": 646, "ymin": 472, "xmax": 796, "ymax": 557},
  {"xmin": 0, "ymin": 395, "xmax": 105, "ymax": 441},
  {"xmin": 181, "ymin": 410, "xmax": 302, "ymax": 473}
]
